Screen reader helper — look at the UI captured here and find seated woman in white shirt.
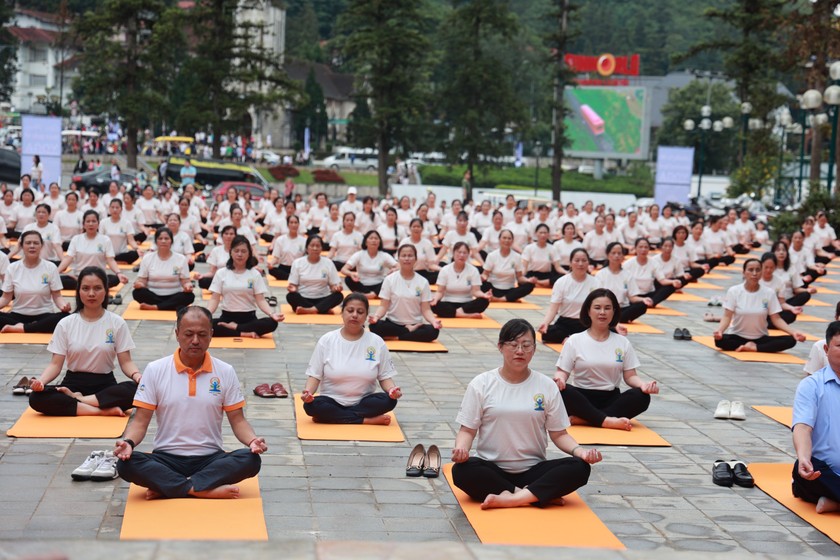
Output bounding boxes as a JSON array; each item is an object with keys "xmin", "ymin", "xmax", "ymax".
[
  {"xmin": 376, "ymin": 207, "xmax": 407, "ymax": 256},
  {"xmin": 415, "ymin": 203, "xmax": 439, "ymax": 244},
  {"xmin": 554, "ymin": 288, "xmax": 659, "ymax": 431},
  {"xmin": 268, "ymin": 214, "xmax": 305, "ymax": 280},
  {"xmin": 480, "ymin": 229, "xmax": 535, "ymax": 302},
  {"xmin": 554, "ymin": 221, "xmax": 582, "ymax": 275},
  {"xmin": 260, "ymin": 197, "xmax": 286, "ymax": 243},
  {"xmin": 624, "ymin": 238, "xmax": 676, "ymax": 307},
  {"xmin": 329, "ymin": 212, "xmax": 364, "ymax": 272},
  {"xmin": 652, "ymin": 237, "xmax": 692, "ymax": 292},
  {"xmin": 582, "ymin": 215, "xmax": 609, "ymax": 268},
  {"xmin": 772, "ymin": 240, "xmax": 815, "ymax": 310},
  {"xmin": 300, "ymin": 293, "xmax": 402, "ymax": 425},
  {"xmin": 477, "ymin": 210, "xmax": 505, "ymax": 260},
  {"xmin": 356, "ymin": 196, "xmax": 381, "ymax": 234},
  {"xmin": 789, "ymin": 229, "xmax": 826, "ymax": 286},
  {"xmin": 503, "ymin": 206, "xmax": 530, "ymax": 251},
  {"xmin": 815, "ymin": 211, "xmax": 840, "ymax": 256},
  {"xmin": 120, "ymin": 191, "xmax": 147, "ymax": 244},
  {"xmin": 100, "ymin": 198, "xmax": 141, "ymax": 264},
  {"xmin": 437, "ymin": 211, "xmax": 482, "ymax": 266},
  {"xmin": 538, "ymin": 248, "xmax": 599, "ymax": 343},
  {"xmin": 14, "ymin": 203, "xmax": 62, "ymax": 265},
  {"xmin": 54, "ymin": 191, "xmax": 83, "ymax": 250},
  {"xmin": 431, "ymin": 242, "xmax": 491, "ymax": 318},
  {"xmin": 57, "ymin": 210, "xmax": 128, "ymax": 290},
  {"xmin": 286, "ymin": 235, "xmax": 343, "ymax": 315},
  {"xmin": 28, "ymin": 266, "xmax": 141, "ymax": 416},
  {"xmin": 759, "ymin": 252, "xmax": 804, "ymax": 325},
  {"xmin": 341, "ymin": 230, "xmax": 397, "ymax": 297},
  {"xmin": 521, "ymin": 223, "xmax": 564, "ymax": 287},
  {"xmin": 132, "ymin": 227, "xmax": 194, "ymax": 311},
  {"xmin": 369, "ymin": 244, "xmax": 442, "ymax": 342},
  {"xmin": 714, "ymin": 258, "xmax": 806, "ymax": 353},
  {"xmin": 196, "ymin": 225, "xmax": 235, "ymax": 290},
  {"xmin": 207, "ymin": 235, "xmax": 284, "ymax": 338},
  {"xmin": 0, "ymin": 231, "xmax": 69, "ymax": 333},
  {"xmin": 320, "ymin": 203, "xmax": 343, "ymax": 250},
  {"xmin": 399, "ymin": 218, "xmax": 439, "ymax": 285},
  {"xmin": 13, "ymin": 188, "xmax": 38, "ymax": 234},
  {"xmin": 703, "ymin": 216, "xmax": 736, "ymax": 267},
  {"xmin": 595, "ymin": 242, "xmax": 652, "ymax": 323},
  {"xmin": 451, "ymin": 318, "xmax": 601, "ymax": 509},
  {"xmin": 672, "ymin": 225, "xmax": 708, "ymax": 283},
  {"xmin": 620, "ymin": 211, "xmax": 646, "ymax": 254}
]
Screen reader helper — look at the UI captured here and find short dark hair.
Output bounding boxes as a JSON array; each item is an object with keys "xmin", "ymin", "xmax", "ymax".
[
  {"xmin": 342, "ymin": 292, "xmax": 369, "ymax": 312},
  {"xmin": 742, "ymin": 258, "xmax": 760, "ymax": 271},
  {"xmin": 580, "ymin": 288, "xmax": 621, "ymax": 328},
  {"xmin": 75, "ymin": 266, "xmax": 109, "ymax": 311},
  {"xmin": 226, "ymin": 235, "xmax": 258, "ymax": 269},
  {"xmin": 606, "ymin": 241, "xmax": 624, "ymax": 256},
  {"xmin": 361, "ymin": 230, "xmax": 382, "ymax": 251},
  {"xmin": 82, "ymin": 209, "xmax": 100, "ymax": 223},
  {"xmin": 154, "ymin": 227, "xmax": 173, "ymax": 243},
  {"xmin": 398, "ymin": 243, "xmax": 417, "ymax": 258},
  {"xmin": 634, "ymin": 237, "xmax": 650, "ymax": 248},
  {"xmin": 497, "ymin": 318, "xmax": 535, "ymax": 345},
  {"xmin": 826, "ymin": 321, "xmax": 840, "ymax": 344},
  {"xmin": 305, "ymin": 235, "xmax": 324, "ymax": 250},
  {"xmin": 570, "ymin": 247, "xmax": 589, "ymax": 262},
  {"xmin": 35, "ymin": 202, "xmax": 50, "ymax": 214},
  {"xmin": 176, "ymin": 305, "xmax": 212, "ymax": 330},
  {"xmin": 19, "ymin": 230, "xmax": 42, "ymax": 245}
]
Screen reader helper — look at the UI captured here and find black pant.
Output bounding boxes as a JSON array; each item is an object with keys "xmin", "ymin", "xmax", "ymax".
[
  {"xmin": 62, "ymin": 273, "xmax": 120, "ymax": 290},
  {"xmin": 344, "ymin": 277, "xmax": 383, "ymax": 295},
  {"xmin": 481, "ymin": 281, "xmax": 534, "ymax": 302},
  {"xmin": 620, "ymin": 302, "xmax": 647, "ymax": 323},
  {"xmin": 432, "ymin": 298, "xmax": 489, "ymax": 318},
  {"xmin": 198, "ymin": 276, "xmax": 213, "ymax": 290},
  {"xmin": 732, "ymin": 243, "xmax": 751, "ymax": 255},
  {"xmin": 286, "ymin": 291, "xmax": 343, "ymax": 314},
  {"xmin": 792, "ymin": 457, "xmax": 840, "ymax": 504},
  {"xmin": 117, "ymin": 448, "xmax": 261, "ymax": 499},
  {"xmin": 132, "ymin": 288, "xmax": 195, "ymax": 311},
  {"xmin": 542, "ymin": 316, "xmax": 585, "ymax": 344},
  {"xmin": 641, "ymin": 282, "xmax": 676, "ymax": 307},
  {"xmin": 525, "ymin": 270, "xmax": 560, "ymax": 287},
  {"xmin": 29, "ymin": 371, "xmax": 136, "ymax": 416},
  {"xmin": 268, "ymin": 264, "xmax": 291, "ymax": 280},
  {"xmin": 452, "ymin": 456, "xmax": 591, "ymax": 507},
  {"xmin": 303, "ymin": 393, "xmax": 396, "ymax": 424},
  {"xmin": 0, "ymin": 311, "xmax": 68, "ymax": 333},
  {"xmin": 369, "ymin": 318, "xmax": 440, "ymax": 342},
  {"xmin": 115, "ymin": 250, "xmax": 139, "ymax": 264},
  {"xmin": 212, "ymin": 310, "xmax": 278, "ymax": 337},
  {"xmin": 415, "ymin": 269, "xmax": 439, "ymax": 285},
  {"xmin": 561, "ymin": 385, "xmax": 650, "ymax": 427},
  {"xmin": 715, "ymin": 333, "xmax": 795, "ymax": 353}
]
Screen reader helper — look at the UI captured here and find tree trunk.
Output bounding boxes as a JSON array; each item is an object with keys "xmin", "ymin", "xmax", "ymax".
[
  {"xmin": 466, "ymin": 160, "xmax": 474, "ymax": 201},
  {"xmin": 126, "ymin": 125, "xmax": 137, "ymax": 169},
  {"xmin": 125, "ymin": 16, "xmax": 137, "ymax": 170},
  {"xmin": 212, "ymin": 121, "xmax": 222, "ymax": 159},
  {"xmin": 377, "ymin": 130, "xmax": 388, "ymax": 197},
  {"xmin": 810, "ymin": 124, "xmax": 822, "ymax": 187}
]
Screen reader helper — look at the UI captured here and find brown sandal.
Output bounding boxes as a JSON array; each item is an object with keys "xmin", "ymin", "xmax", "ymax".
[
  {"xmin": 270, "ymin": 383, "xmax": 289, "ymax": 398},
  {"xmin": 253, "ymin": 383, "xmax": 275, "ymax": 398}
]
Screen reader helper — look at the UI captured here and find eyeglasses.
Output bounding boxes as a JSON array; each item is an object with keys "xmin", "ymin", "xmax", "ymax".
[{"xmin": 502, "ymin": 341, "xmax": 535, "ymax": 352}]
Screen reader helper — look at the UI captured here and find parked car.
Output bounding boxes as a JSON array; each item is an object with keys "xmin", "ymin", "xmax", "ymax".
[
  {"xmin": 212, "ymin": 181, "xmax": 268, "ymax": 202},
  {"xmin": 0, "ymin": 148, "xmax": 20, "ymax": 185},
  {"xmin": 71, "ymin": 167, "xmax": 138, "ymax": 194},
  {"xmin": 259, "ymin": 150, "xmax": 282, "ymax": 165},
  {"xmin": 321, "ymin": 147, "xmax": 378, "ymax": 171}
]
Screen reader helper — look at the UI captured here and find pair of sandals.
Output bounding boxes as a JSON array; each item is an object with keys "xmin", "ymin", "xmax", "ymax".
[
  {"xmin": 673, "ymin": 328, "xmax": 692, "ymax": 340},
  {"xmin": 12, "ymin": 376, "xmax": 32, "ymax": 395},
  {"xmin": 265, "ymin": 296, "xmax": 278, "ymax": 307},
  {"xmin": 253, "ymin": 383, "xmax": 288, "ymax": 398},
  {"xmin": 713, "ymin": 460, "xmax": 755, "ymax": 488},
  {"xmin": 406, "ymin": 444, "xmax": 441, "ymax": 478}
]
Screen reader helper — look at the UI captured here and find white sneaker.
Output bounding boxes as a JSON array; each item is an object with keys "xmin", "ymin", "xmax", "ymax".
[
  {"xmin": 729, "ymin": 401, "xmax": 746, "ymax": 421},
  {"xmin": 90, "ymin": 450, "xmax": 119, "ymax": 481},
  {"xmin": 71, "ymin": 451, "xmax": 105, "ymax": 481},
  {"xmin": 714, "ymin": 400, "xmax": 731, "ymax": 419}
]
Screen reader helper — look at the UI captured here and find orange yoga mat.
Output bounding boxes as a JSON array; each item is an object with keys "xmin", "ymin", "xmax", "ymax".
[
  {"xmin": 530, "ymin": 287, "xmax": 554, "ymax": 297},
  {"xmin": 537, "ymin": 333, "xmax": 563, "ymax": 353},
  {"xmin": 816, "ymin": 286, "xmax": 840, "ymax": 295},
  {"xmin": 752, "ymin": 405, "xmax": 793, "ymax": 428},
  {"xmin": 703, "ymin": 272, "xmax": 731, "ymax": 280},
  {"xmin": 0, "ymin": 332, "xmax": 52, "ymax": 344},
  {"xmin": 487, "ymin": 301, "xmax": 542, "ymax": 310},
  {"xmin": 122, "ymin": 301, "xmax": 178, "ymax": 322},
  {"xmin": 567, "ymin": 419, "xmax": 670, "ymax": 447},
  {"xmin": 209, "ymin": 335, "xmax": 276, "ymax": 349},
  {"xmin": 807, "ymin": 299, "xmax": 832, "ymax": 307},
  {"xmin": 117, "ymin": 260, "xmax": 140, "ymax": 270},
  {"xmin": 7, "ymin": 406, "xmax": 130, "ymax": 438},
  {"xmin": 384, "ymin": 339, "xmax": 448, "ymax": 353},
  {"xmin": 293, "ymin": 394, "xmax": 404, "ymax": 442},
  {"xmin": 692, "ymin": 335, "xmax": 805, "ymax": 364},
  {"xmin": 621, "ymin": 322, "xmax": 663, "ymax": 335},
  {"xmin": 768, "ymin": 329, "xmax": 819, "ymax": 341},
  {"xmin": 266, "ymin": 279, "xmax": 289, "ymax": 288},
  {"xmin": 645, "ymin": 306, "xmax": 686, "ymax": 317},
  {"xmin": 814, "ymin": 276, "xmax": 840, "ymax": 284},
  {"xmin": 279, "ymin": 304, "xmax": 342, "ymax": 325},
  {"xmin": 439, "ymin": 316, "xmax": 501, "ymax": 329},
  {"xmin": 751, "ymin": 463, "xmax": 840, "ymax": 546},
  {"xmin": 443, "ymin": 463, "xmax": 624, "ymax": 548},
  {"xmin": 795, "ymin": 314, "xmax": 829, "ymax": 323},
  {"xmin": 668, "ymin": 292, "xmax": 707, "ymax": 303},
  {"xmin": 120, "ymin": 476, "xmax": 267, "ymax": 541},
  {"xmin": 685, "ymin": 281, "xmax": 724, "ymax": 291}
]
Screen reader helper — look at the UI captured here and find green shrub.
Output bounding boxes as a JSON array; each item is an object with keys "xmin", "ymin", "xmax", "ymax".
[{"xmin": 769, "ymin": 190, "xmax": 840, "ymax": 238}]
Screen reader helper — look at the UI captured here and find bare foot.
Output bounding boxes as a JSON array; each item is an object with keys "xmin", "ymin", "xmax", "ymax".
[
  {"xmin": 455, "ymin": 310, "xmax": 483, "ymax": 319},
  {"xmin": 601, "ymin": 416, "xmax": 632, "ymax": 431},
  {"xmin": 735, "ymin": 342, "xmax": 758, "ymax": 352},
  {"xmin": 57, "ymin": 386, "xmax": 84, "ymax": 400},
  {"xmin": 365, "ymin": 292, "xmax": 377, "ymax": 300},
  {"xmin": 404, "ymin": 323, "xmax": 420, "ymax": 332},
  {"xmin": 568, "ymin": 415, "xmax": 587, "ymax": 425},
  {"xmin": 362, "ymin": 414, "xmax": 392, "ymax": 425},
  {"xmin": 1, "ymin": 323, "xmax": 24, "ymax": 333},
  {"xmin": 145, "ymin": 489, "xmax": 163, "ymax": 500},
  {"xmin": 817, "ymin": 496, "xmax": 840, "ymax": 514},
  {"xmin": 138, "ymin": 303, "xmax": 159, "ymax": 310},
  {"xmin": 218, "ymin": 321, "xmax": 238, "ymax": 331},
  {"xmin": 240, "ymin": 331, "xmax": 259, "ymax": 339},
  {"xmin": 296, "ymin": 306, "xmax": 318, "ymax": 314},
  {"xmin": 480, "ymin": 489, "xmax": 537, "ymax": 509},
  {"xmin": 549, "ymin": 496, "xmax": 566, "ymax": 506},
  {"xmin": 76, "ymin": 403, "xmax": 125, "ymax": 416},
  {"xmin": 490, "ymin": 296, "xmax": 507, "ymax": 302},
  {"xmin": 189, "ymin": 484, "xmax": 241, "ymax": 499},
  {"xmin": 100, "ymin": 406, "xmax": 127, "ymax": 417},
  {"xmin": 481, "ymin": 490, "xmax": 513, "ymax": 510}
]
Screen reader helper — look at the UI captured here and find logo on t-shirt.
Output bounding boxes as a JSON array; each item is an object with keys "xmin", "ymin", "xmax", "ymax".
[
  {"xmin": 41, "ymin": 273, "xmax": 49, "ymax": 285},
  {"xmin": 415, "ymin": 287, "xmax": 421, "ymax": 297},
  {"xmin": 209, "ymin": 377, "xmax": 221, "ymax": 395},
  {"xmin": 105, "ymin": 329, "xmax": 115, "ymax": 344},
  {"xmin": 97, "ymin": 244, "xmax": 104, "ymax": 253},
  {"xmin": 321, "ymin": 271, "xmax": 327, "ymax": 279},
  {"xmin": 533, "ymin": 393, "xmax": 545, "ymax": 411},
  {"xmin": 365, "ymin": 346, "xmax": 376, "ymax": 361},
  {"xmin": 247, "ymin": 279, "xmax": 254, "ymax": 289},
  {"xmin": 615, "ymin": 348, "xmax": 623, "ymax": 363},
  {"xmin": 172, "ymin": 266, "xmax": 180, "ymax": 275},
  {"xmin": 761, "ymin": 298, "xmax": 768, "ymax": 309}
]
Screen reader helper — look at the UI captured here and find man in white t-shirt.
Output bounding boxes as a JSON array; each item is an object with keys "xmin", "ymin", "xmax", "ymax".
[{"xmin": 115, "ymin": 306, "xmax": 267, "ymax": 499}]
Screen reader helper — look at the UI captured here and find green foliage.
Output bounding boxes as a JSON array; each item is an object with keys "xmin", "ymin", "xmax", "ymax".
[
  {"xmin": 285, "ymin": 0, "xmax": 324, "ymax": 62},
  {"xmin": 769, "ymin": 190, "xmax": 840, "ymax": 239},
  {"xmin": 0, "ymin": 0, "xmax": 17, "ymax": 102},
  {"xmin": 728, "ymin": 130, "xmax": 779, "ymax": 197},
  {"xmin": 346, "ymin": 95, "xmax": 376, "ymax": 149},
  {"xmin": 293, "ymin": 69, "xmax": 328, "ymax": 149}
]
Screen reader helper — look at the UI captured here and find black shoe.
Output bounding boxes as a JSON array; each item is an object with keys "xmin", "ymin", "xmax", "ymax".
[
  {"xmin": 132, "ymin": 265, "xmax": 140, "ymax": 272},
  {"xmin": 110, "ymin": 294, "xmax": 123, "ymax": 306},
  {"xmin": 730, "ymin": 461, "xmax": 755, "ymax": 488},
  {"xmin": 195, "ymin": 253, "xmax": 207, "ymax": 263},
  {"xmin": 673, "ymin": 328, "xmax": 684, "ymax": 340},
  {"xmin": 681, "ymin": 328, "xmax": 692, "ymax": 340},
  {"xmin": 713, "ymin": 459, "xmax": 733, "ymax": 487},
  {"xmin": 406, "ymin": 444, "xmax": 425, "ymax": 477},
  {"xmin": 423, "ymin": 445, "xmax": 441, "ymax": 478}
]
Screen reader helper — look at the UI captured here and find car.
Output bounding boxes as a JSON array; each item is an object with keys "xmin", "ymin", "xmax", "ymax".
[
  {"xmin": 321, "ymin": 147, "xmax": 379, "ymax": 171},
  {"xmin": 71, "ymin": 167, "xmax": 138, "ymax": 194},
  {"xmin": 212, "ymin": 181, "xmax": 268, "ymax": 202},
  {"xmin": 0, "ymin": 148, "xmax": 20, "ymax": 185},
  {"xmin": 259, "ymin": 150, "xmax": 282, "ymax": 165}
]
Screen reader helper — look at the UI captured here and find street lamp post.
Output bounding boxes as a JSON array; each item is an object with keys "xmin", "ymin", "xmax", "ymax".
[
  {"xmin": 684, "ymin": 106, "xmax": 733, "ymax": 199},
  {"xmin": 533, "ymin": 141, "xmax": 542, "ymax": 198},
  {"xmin": 825, "ymin": 61, "xmax": 840, "ymax": 193},
  {"xmin": 740, "ymin": 102, "xmax": 752, "ymax": 164},
  {"xmin": 800, "ymin": 89, "xmax": 826, "ymax": 195}
]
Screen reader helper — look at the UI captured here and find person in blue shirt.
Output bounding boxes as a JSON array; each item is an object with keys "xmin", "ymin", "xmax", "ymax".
[
  {"xmin": 179, "ymin": 158, "xmax": 197, "ymax": 187},
  {"xmin": 792, "ymin": 320, "xmax": 840, "ymax": 513}
]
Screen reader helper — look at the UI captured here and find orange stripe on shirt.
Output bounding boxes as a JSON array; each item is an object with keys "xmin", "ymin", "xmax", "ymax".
[
  {"xmin": 223, "ymin": 400, "xmax": 245, "ymax": 412},
  {"xmin": 133, "ymin": 400, "xmax": 156, "ymax": 410}
]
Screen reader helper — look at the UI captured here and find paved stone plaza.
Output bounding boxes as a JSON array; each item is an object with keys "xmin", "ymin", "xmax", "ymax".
[{"xmin": 1, "ymin": 257, "xmax": 839, "ymax": 558}]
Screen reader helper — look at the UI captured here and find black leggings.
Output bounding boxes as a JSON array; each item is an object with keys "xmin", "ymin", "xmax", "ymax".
[
  {"xmin": 640, "ymin": 281, "xmax": 676, "ymax": 306},
  {"xmin": 369, "ymin": 318, "xmax": 440, "ymax": 342},
  {"xmin": 344, "ymin": 277, "xmax": 383, "ymax": 295},
  {"xmin": 0, "ymin": 311, "xmax": 68, "ymax": 333},
  {"xmin": 115, "ymin": 250, "xmax": 139, "ymax": 264},
  {"xmin": 268, "ymin": 264, "xmax": 291, "ymax": 280},
  {"xmin": 561, "ymin": 385, "xmax": 650, "ymax": 427},
  {"xmin": 132, "ymin": 288, "xmax": 195, "ymax": 311},
  {"xmin": 620, "ymin": 301, "xmax": 648, "ymax": 323},
  {"xmin": 481, "ymin": 281, "xmax": 534, "ymax": 302},
  {"xmin": 415, "ymin": 269, "xmax": 439, "ymax": 285},
  {"xmin": 303, "ymin": 393, "xmax": 396, "ymax": 424},
  {"xmin": 212, "ymin": 310, "xmax": 278, "ymax": 337},
  {"xmin": 198, "ymin": 276, "xmax": 214, "ymax": 290},
  {"xmin": 29, "ymin": 371, "xmax": 136, "ymax": 416},
  {"xmin": 542, "ymin": 315, "xmax": 585, "ymax": 344},
  {"xmin": 286, "ymin": 291, "xmax": 343, "ymax": 314},
  {"xmin": 452, "ymin": 456, "xmax": 591, "ymax": 507},
  {"xmin": 432, "ymin": 298, "xmax": 489, "ymax": 318},
  {"xmin": 715, "ymin": 333, "xmax": 795, "ymax": 353},
  {"xmin": 525, "ymin": 270, "xmax": 561, "ymax": 287},
  {"xmin": 61, "ymin": 273, "xmax": 120, "ymax": 290}
]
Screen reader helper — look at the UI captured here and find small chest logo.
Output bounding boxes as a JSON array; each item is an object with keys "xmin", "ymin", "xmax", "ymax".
[
  {"xmin": 105, "ymin": 329, "xmax": 115, "ymax": 344},
  {"xmin": 365, "ymin": 346, "xmax": 376, "ymax": 361},
  {"xmin": 209, "ymin": 377, "xmax": 222, "ymax": 395},
  {"xmin": 533, "ymin": 393, "xmax": 545, "ymax": 412},
  {"xmin": 615, "ymin": 348, "xmax": 623, "ymax": 363}
]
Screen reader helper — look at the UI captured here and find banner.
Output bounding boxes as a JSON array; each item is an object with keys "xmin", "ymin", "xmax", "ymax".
[
  {"xmin": 303, "ymin": 127, "xmax": 311, "ymax": 160},
  {"xmin": 654, "ymin": 146, "xmax": 695, "ymax": 207},
  {"xmin": 21, "ymin": 115, "xmax": 62, "ymax": 187},
  {"xmin": 564, "ymin": 54, "xmax": 640, "ymax": 76}
]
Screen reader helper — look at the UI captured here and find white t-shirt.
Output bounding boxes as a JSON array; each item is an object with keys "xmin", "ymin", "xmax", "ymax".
[
  {"xmin": 556, "ymin": 331, "xmax": 640, "ymax": 391},
  {"xmin": 379, "ymin": 271, "xmax": 432, "ymax": 325},
  {"xmin": 80, "ymin": 201, "xmax": 106, "ymax": 219},
  {"xmin": 305, "ymin": 329, "xmax": 396, "ymax": 407},
  {"xmin": 549, "ymin": 273, "xmax": 599, "ymax": 319},
  {"xmin": 14, "ymin": 204, "xmax": 36, "ymax": 230},
  {"xmin": 271, "ymin": 234, "xmax": 306, "ymax": 266},
  {"xmin": 723, "ymin": 283, "xmax": 782, "ymax": 339},
  {"xmin": 376, "ymin": 223, "xmax": 407, "ymax": 251},
  {"xmin": 578, "ymin": 211, "xmax": 597, "ymax": 234},
  {"xmin": 595, "ymin": 267, "xmax": 640, "ymax": 307},
  {"xmin": 773, "ymin": 267, "xmax": 802, "ymax": 300},
  {"xmin": 48, "ymin": 311, "xmax": 134, "ymax": 373},
  {"xmin": 2, "ymin": 259, "xmax": 62, "ymax": 314},
  {"xmin": 554, "ymin": 239, "xmax": 583, "ymax": 267},
  {"xmin": 504, "ymin": 221, "xmax": 530, "ymax": 249},
  {"xmin": 289, "ymin": 256, "xmax": 340, "ymax": 299},
  {"xmin": 623, "ymin": 257, "xmax": 656, "ymax": 294},
  {"xmin": 582, "ymin": 230, "xmax": 609, "ymax": 261},
  {"xmin": 330, "ymin": 230, "xmax": 363, "ymax": 262},
  {"xmin": 652, "ymin": 254, "xmax": 684, "ymax": 281},
  {"xmin": 209, "ymin": 267, "xmax": 267, "ymax": 312},
  {"xmin": 136, "ymin": 197, "xmax": 161, "ymax": 225},
  {"xmin": 67, "ymin": 233, "xmax": 115, "ymax": 271},
  {"xmin": 620, "ymin": 223, "xmax": 647, "ymax": 246},
  {"xmin": 480, "ymin": 226, "xmax": 503, "ymax": 253},
  {"xmin": 135, "ymin": 352, "xmax": 245, "ymax": 454},
  {"xmin": 484, "ymin": 249, "xmax": 523, "ymax": 290},
  {"xmin": 99, "ymin": 218, "xmax": 136, "ymax": 254},
  {"xmin": 456, "ymin": 368, "xmax": 569, "ymax": 473},
  {"xmin": 399, "ymin": 237, "xmax": 437, "ymax": 271},
  {"xmin": 642, "ymin": 216, "xmax": 666, "ymax": 243},
  {"xmin": 138, "ymin": 251, "xmax": 189, "ymax": 296},
  {"xmin": 306, "ymin": 205, "xmax": 330, "ymax": 229},
  {"xmin": 521, "ymin": 242, "xmax": 557, "ymax": 273},
  {"xmin": 804, "ymin": 339, "xmax": 828, "ymax": 375},
  {"xmin": 346, "ymin": 250, "xmax": 396, "ymax": 286},
  {"xmin": 21, "ymin": 222, "xmax": 62, "ymax": 261},
  {"xmin": 43, "ymin": 195, "xmax": 65, "ymax": 216},
  {"xmin": 437, "ymin": 263, "xmax": 482, "ymax": 303},
  {"xmin": 206, "ymin": 245, "xmax": 230, "ymax": 269},
  {"xmin": 815, "ymin": 224, "xmax": 837, "ymax": 247},
  {"xmin": 441, "ymin": 230, "xmax": 479, "ymax": 252},
  {"xmin": 54, "ymin": 209, "xmax": 83, "ymax": 242},
  {"xmin": 320, "ymin": 217, "xmax": 342, "ymax": 242}
]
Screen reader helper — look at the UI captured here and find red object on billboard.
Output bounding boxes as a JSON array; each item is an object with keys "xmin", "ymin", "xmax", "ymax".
[{"xmin": 563, "ymin": 54, "xmax": 640, "ymax": 76}]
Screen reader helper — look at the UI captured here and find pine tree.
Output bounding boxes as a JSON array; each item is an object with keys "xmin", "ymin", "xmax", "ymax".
[{"xmin": 0, "ymin": 0, "xmax": 17, "ymax": 102}]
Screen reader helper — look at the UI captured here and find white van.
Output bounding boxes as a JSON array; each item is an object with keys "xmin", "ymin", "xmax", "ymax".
[{"xmin": 321, "ymin": 147, "xmax": 379, "ymax": 171}]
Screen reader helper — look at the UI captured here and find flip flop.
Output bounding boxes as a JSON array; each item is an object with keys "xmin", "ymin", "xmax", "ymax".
[
  {"xmin": 253, "ymin": 383, "xmax": 275, "ymax": 398},
  {"xmin": 110, "ymin": 295, "xmax": 123, "ymax": 306},
  {"xmin": 270, "ymin": 382, "xmax": 288, "ymax": 398},
  {"xmin": 12, "ymin": 376, "xmax": 29, "ymax": 395},
  {"xmin": 266, "ymin": 296, "xmax": 278, "ymax": 307}
]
